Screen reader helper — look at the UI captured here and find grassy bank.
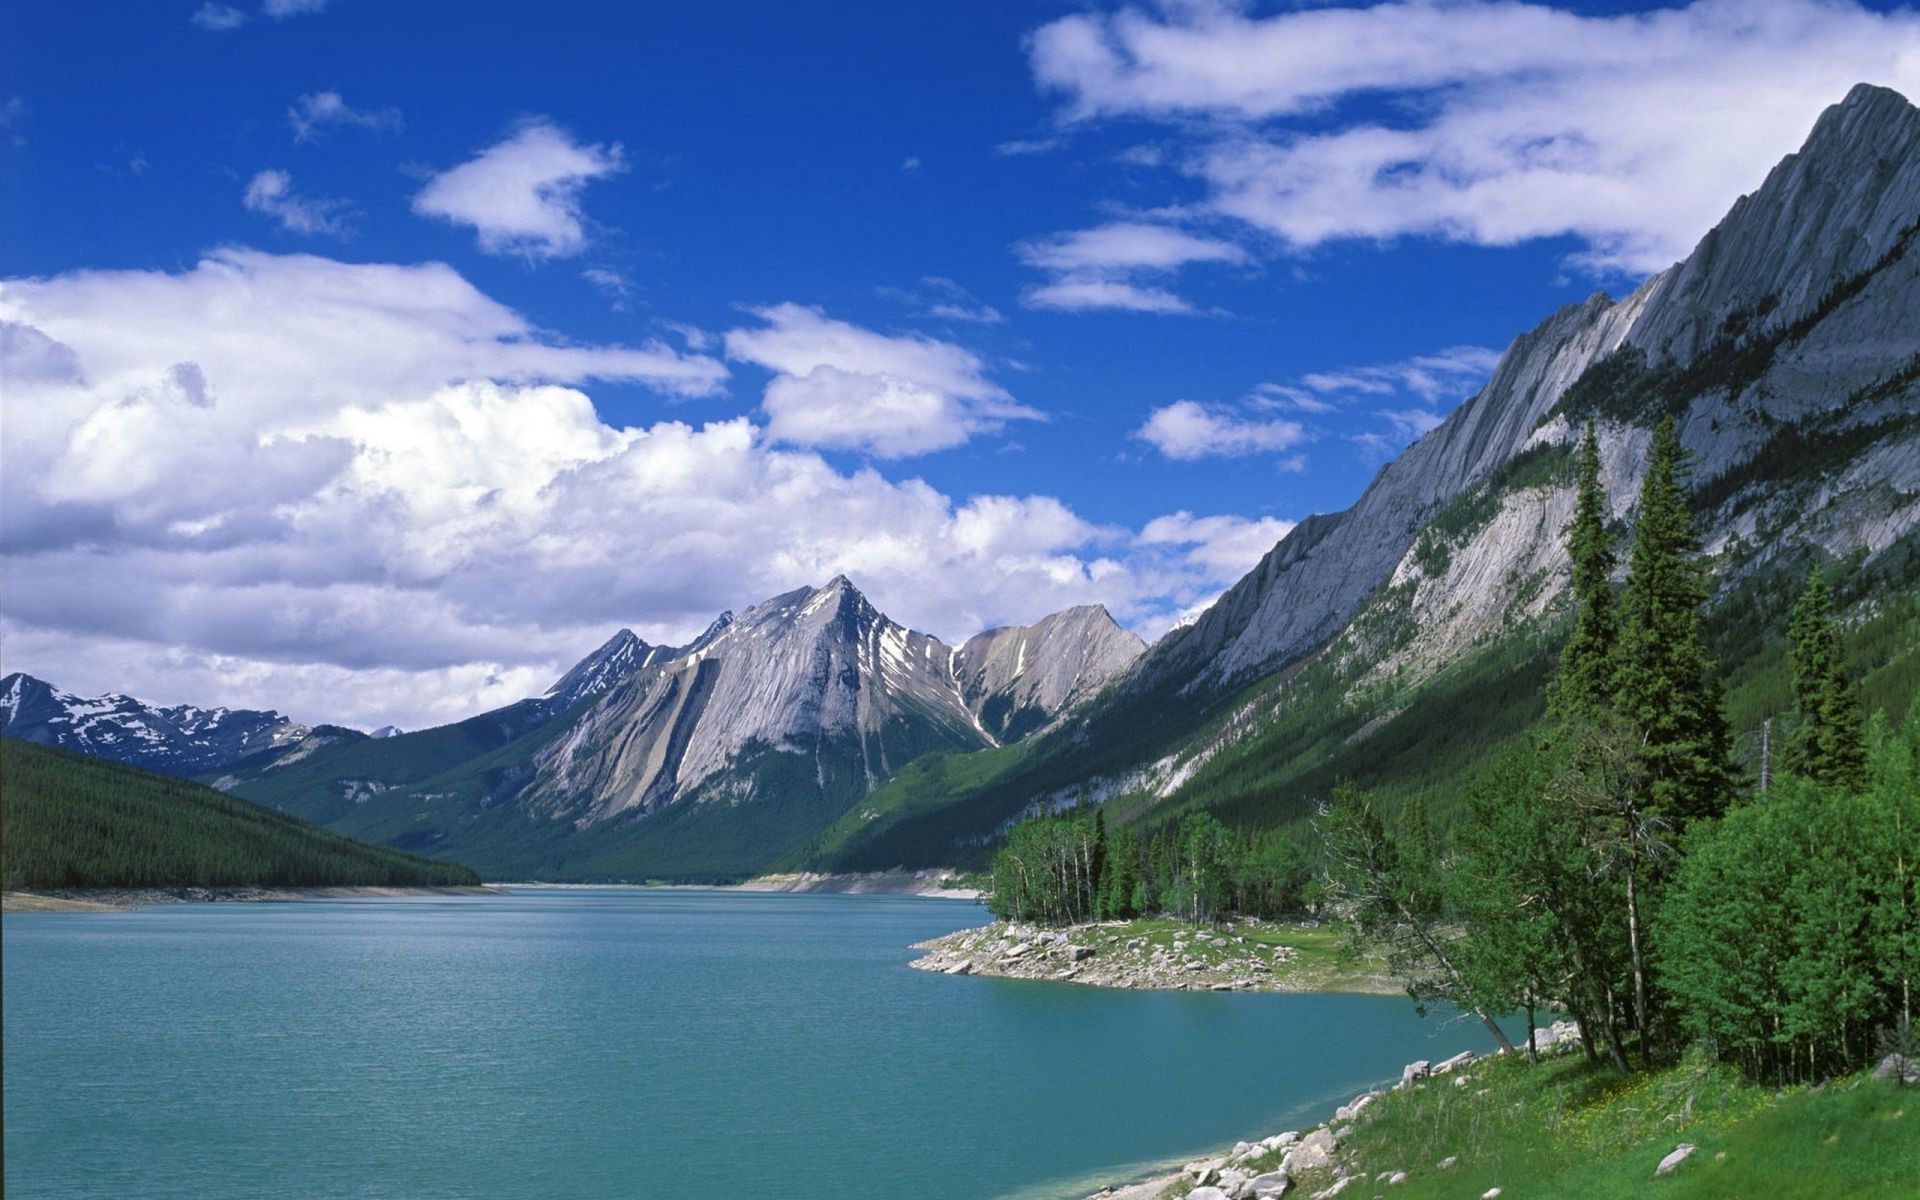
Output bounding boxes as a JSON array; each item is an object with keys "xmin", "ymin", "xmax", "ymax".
[{"xmin": 1243, "ymin": 1048, "xmax": 1918, "ymax": 1200}]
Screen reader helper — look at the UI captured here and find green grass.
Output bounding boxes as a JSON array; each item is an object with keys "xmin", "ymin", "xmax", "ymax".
[
  {"xmin": 1, "ymin": 738, "xmax": 480, "ymax": 890},
  {"xmin": 1314, "ymin": 1047, "xmax": 1919, "ymax": 1199}
]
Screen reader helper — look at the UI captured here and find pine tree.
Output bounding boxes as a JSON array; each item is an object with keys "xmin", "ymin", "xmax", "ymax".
[
  {"xmin": 1553, "ymin": 421, "xmax": 1618, "ymax": 719},
  {"xmin": 1615, "ymin": 414, "xmax": 1733, "ymax": 826},
  {"xmin": 1785, "ymin": 566, "xmax": 1867, "ymax": 791}
]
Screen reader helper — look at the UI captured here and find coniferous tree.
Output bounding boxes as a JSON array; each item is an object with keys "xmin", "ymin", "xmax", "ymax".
[
  {"xmin": 1553, "ymin": 421, "xmax": 1619, "ymax": 719},
  {"xmin": 1615, "ymin": 414, "xmax": 1733, "ymax": 827},
  {"xmin": 1318, "ymin": 786, "xmax": 1516, "ymax": 1053},
  {"xmin": 1785, "ymin": 565, "xmax": 1867, "ymax": 791}
]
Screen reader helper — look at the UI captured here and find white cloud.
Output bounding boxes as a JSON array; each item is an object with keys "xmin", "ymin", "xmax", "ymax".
[
  {"xmin": 1025, "ymin": 277, "xmax": 1195, "ymax": 314},
  {"xmin": 1030, "ymin": 0, "xmax": 1920, "ymax": 273},
  {"xmin": 880, "ymin": 276, "xmax": 1004, "ymax": 324},
  {"xmin": 289, "ymin": 91, "xmax": 403, "ymax": 141},
  {"xmin": 1019, "ymin": 220, "xmax": 1244, "ymax": 314},
  {"xmin": 263, "ymin": 0, "xmax": 330, "ymax": 17},
  {"xmin": 1378, "ymin": 407, "xmax": 1446, "ymax": 442},
  {"xmin": 1138, "ymin": 510, "xmax": 1295, "ymax": 577},
  {"xmin": 0, "ymin": 253, "xmax": 1283, "ymax": 728},
  {"xmin": 191, "ymin": 3, "xmax": 247, "ymax": 31},
  {"xmin": 1018, "ymin": 222, "xmax": 1244, "ymax": 273},
  {"xmin": 580, "ymin": 266, "xmax": 634, "ymax": 309},
  {"xmin": 724, "ymin": 303, "xmax": 1040, "ymax": 457},
  {"xmin": 242, "ymin": 169, "xmax": 355, "ymax": 238},
  {"xmin": 1135, "ymin": 399, "xmax": 1305, "ymax": 460},
  {"xmin": 412, "ymin": 119, "xmax": 625, "ymax": 260},
  {"xmin": 1295, "ymin": 346, "xmax": 1502, "ymax": 405},
  {"xmin": 996, "ymin": 136, "xmax": 1063, "ymax": 156}
]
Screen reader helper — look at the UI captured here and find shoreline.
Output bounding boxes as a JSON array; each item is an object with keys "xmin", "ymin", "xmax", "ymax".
[
  {"xmin": 1073, "ymin": 1021, "xmax": 1584, "ymax": 1200},
  {"xmin": 495, "ymin": 870, "xmax": 982, "ymax": 898},
  {"xmin": 910, "ymin": 917, "xmax": 1400, "ymax": 995},
  {"xmin": 2, "ymin": 884, "xmax": 499, "ymax": 913}
]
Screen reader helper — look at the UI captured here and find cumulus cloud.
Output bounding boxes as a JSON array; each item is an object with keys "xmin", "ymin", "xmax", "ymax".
[
  {"xmin": 1138, "ymin": 510, "xmax": 1295, "ymax": 577},
  {"xmin": 1135, "ymin": 399, "xmax": 1305, "ymax": 460},
  {"xmin": 263, "ymin": 0, "xmax": 330, "ymax": 17},
  {"xmin": 724, "ymin": 304, "xmax": 1040, "ymax": 457},
  {"xmin": 0, "ymin": 252, "xmax": 1281, "ymax": 728},
  {"xmin": 412, "ymin": 119, "xmax": 625, "ymax": 260},
  {"xmin": 1029, "ymin": 0, "xmax": 1920, "ymax": 273},
  {"xmin": 1019, "ymin": 220, "xmax": 1244, "ymax": 313},
  {"xmin": 242, "ymin": 169, "xmax": 355, "ymax": 238},
  {"xmin": 289, "ymin": 91, "xmax": 403, "ymax": 141}
]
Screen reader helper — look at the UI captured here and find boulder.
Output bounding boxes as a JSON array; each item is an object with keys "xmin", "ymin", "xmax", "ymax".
[
  {"xmin": 942, "ymin": 959, "xmax": 972, "ymax": 975},
  {"xmin": 1189, "ymin": 1190, "xmax": 1229, "ymax": 1200},
  {"xmin": 1432, "ymin": 1051, "xmax": 1475, "ymax": 1075},
  {"xmin": 1264, "ymin": 1132, "xmax": 1300, "ymax": 1150},
  {"xmin": 1435, "ymin": 1156, "xmax": 1457, "ymax": 1170},
  {"xmin": 1232, "ymin": 1141, "xmax": 1258, "ymax": 1161},
  {"xmin": 1067, "ymin": 944, "xmax": 1096, "ymax": 962},
  {"xmin": 1287, "ymin": 1128, "xmax": 1339, "ymax": 1173},
  {"xmin": 1003, "ymin": 942, "xmax": 1032, "ymax": 960},
  {"xmin": 1400, "ymin": 1060, "xmax": 1430, "ymax": 1087},
  {"xmin": 1387, "ymin": 1171, "xmax": 1407, "ymax": 1185},
  {"xmin": 1246, "ymin": 1170, "xmax": 1291, "ymax": 1198},
  {"xmin": 1481, "ymin": 1190, "xmax": 1502, "ymax": 1199},
  {"xmin": 1874, "ymin": 1053, "xmax": 1919, "ymax": 1084},
  {"xmin": 1311, "ymin": 1178, "xmax": 1353, "ymax": 1199},
  {"xmin": 1655, "ymin": 1144, "xmax": 1698, "ymax": 1176}
]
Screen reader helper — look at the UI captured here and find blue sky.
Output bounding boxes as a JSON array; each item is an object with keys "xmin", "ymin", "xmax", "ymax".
[{"xmin": 3, "ymin": 0, "xmax": 1917, "ymax": 728}]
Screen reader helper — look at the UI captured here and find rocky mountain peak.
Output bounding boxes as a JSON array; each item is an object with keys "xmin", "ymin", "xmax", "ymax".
[
  {"xmin": 1, "ymin": 671, "xmax": 308, "ymax": 776},
  {"xmin": 545, "ymin": 628, "xmax": 657, "ymax": 711}
]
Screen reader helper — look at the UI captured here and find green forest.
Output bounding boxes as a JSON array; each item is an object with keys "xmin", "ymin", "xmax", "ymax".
[
  {"xmin": 1, "ymin": 738, "xmax": 482, "ymax": 890},
  {"xmin": 1316, "ymin": 419, "xmax": 1917, "ymax": 1083},
  {"xmin": 989, "ymin": 418, "xmax": 1919, "ymax": 1091}
]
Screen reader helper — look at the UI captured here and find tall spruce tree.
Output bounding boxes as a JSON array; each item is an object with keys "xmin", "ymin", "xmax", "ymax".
[
  {"xmin": 1554, "ymin": 421, "xmax": 1619, "ymax": 719},
  {"xmin": 1615, "ymin": 414, "xmax": 1733, "ymax": 826},
  {"xmin": 1785, "ymin": 565, "xmax": 1867, "ymax": 791}
]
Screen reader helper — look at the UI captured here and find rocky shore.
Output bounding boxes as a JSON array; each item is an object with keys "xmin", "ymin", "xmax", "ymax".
[
  {"xmin": 1, "ymin": 884, "xmax": 497, "ymax": 913},
  {"xmin": 910, "ymin": 918, "xmax": 1396, "ymax": 993},
  {"xmin": 1084, "ymin": 1021, "xmax": 1585, "ymax": 1200},
  {"xmin": 734, "ymin": 869, "xmax": 979, "ymax": 898}
]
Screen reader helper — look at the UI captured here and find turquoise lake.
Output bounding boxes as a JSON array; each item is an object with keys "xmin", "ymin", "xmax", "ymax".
[{"xmin": 2, "ymin": 888, "xmax": 1505, "ymax": 1200}]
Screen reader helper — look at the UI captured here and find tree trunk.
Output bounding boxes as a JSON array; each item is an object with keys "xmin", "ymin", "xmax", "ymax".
[{"xmin": 1625, "ymin": 862, "xmax": 1650, "ymax": 1065}]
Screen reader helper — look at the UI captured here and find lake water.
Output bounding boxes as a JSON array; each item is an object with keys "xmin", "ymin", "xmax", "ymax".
[{"xmin": 3, "ymin": 888, "xmax": 1503, "ymax": 1200}]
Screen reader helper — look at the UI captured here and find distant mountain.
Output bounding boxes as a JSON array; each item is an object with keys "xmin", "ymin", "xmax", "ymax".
[
  {"xmin": 819, "ymin": 83, "xmax": 1920, "ymax": 872},
  {"xmin": 1, "ymin": 672, "xmax": 314, "ymax": 777},
  {"xmin": 205, "ymin": 580, "xmax": 1142, "ymax": 879}
]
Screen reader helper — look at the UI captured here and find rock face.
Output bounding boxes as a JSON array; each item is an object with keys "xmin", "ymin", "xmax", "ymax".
[
  {"xmin": 0, "ymin": 671, "xmax": 318, "ymax": 776},
  {"xmin": 955, "ymin": 605, "xmax": 1147, "ymax": 742},
  {"xmin": 524, "ymin": 578, "xmax": 1144, "ymax": 822},
  {"xmin": 1156, "ymin": 83, "xmax": 1920, "ymax": 694},
  {"xmin": 542, "ymin": 629, "xmax": 675, "ymax": 713}
]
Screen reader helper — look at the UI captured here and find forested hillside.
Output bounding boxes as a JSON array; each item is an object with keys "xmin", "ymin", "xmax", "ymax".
[{"xmin": 1, "ymin": 739, "xmax": 481, "ymax": 890}]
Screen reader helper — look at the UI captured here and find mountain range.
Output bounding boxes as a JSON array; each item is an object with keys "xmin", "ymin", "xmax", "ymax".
[
  {"xmin": 4, "ymin": 581, "xmax": 1145, "ymax": 879},
  {"xmin": 7, "ymin": 83, "xmax": 1918, "ymax": 882}
]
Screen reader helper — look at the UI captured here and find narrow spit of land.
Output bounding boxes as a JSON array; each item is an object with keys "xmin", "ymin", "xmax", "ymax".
[
  {"xmin": 2, "ymin": 885, "xmax": 498, "ymax": 913},
  {"xmin": 910, "ymin": 917, "xmax": 1398, "ymax": 994}
]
